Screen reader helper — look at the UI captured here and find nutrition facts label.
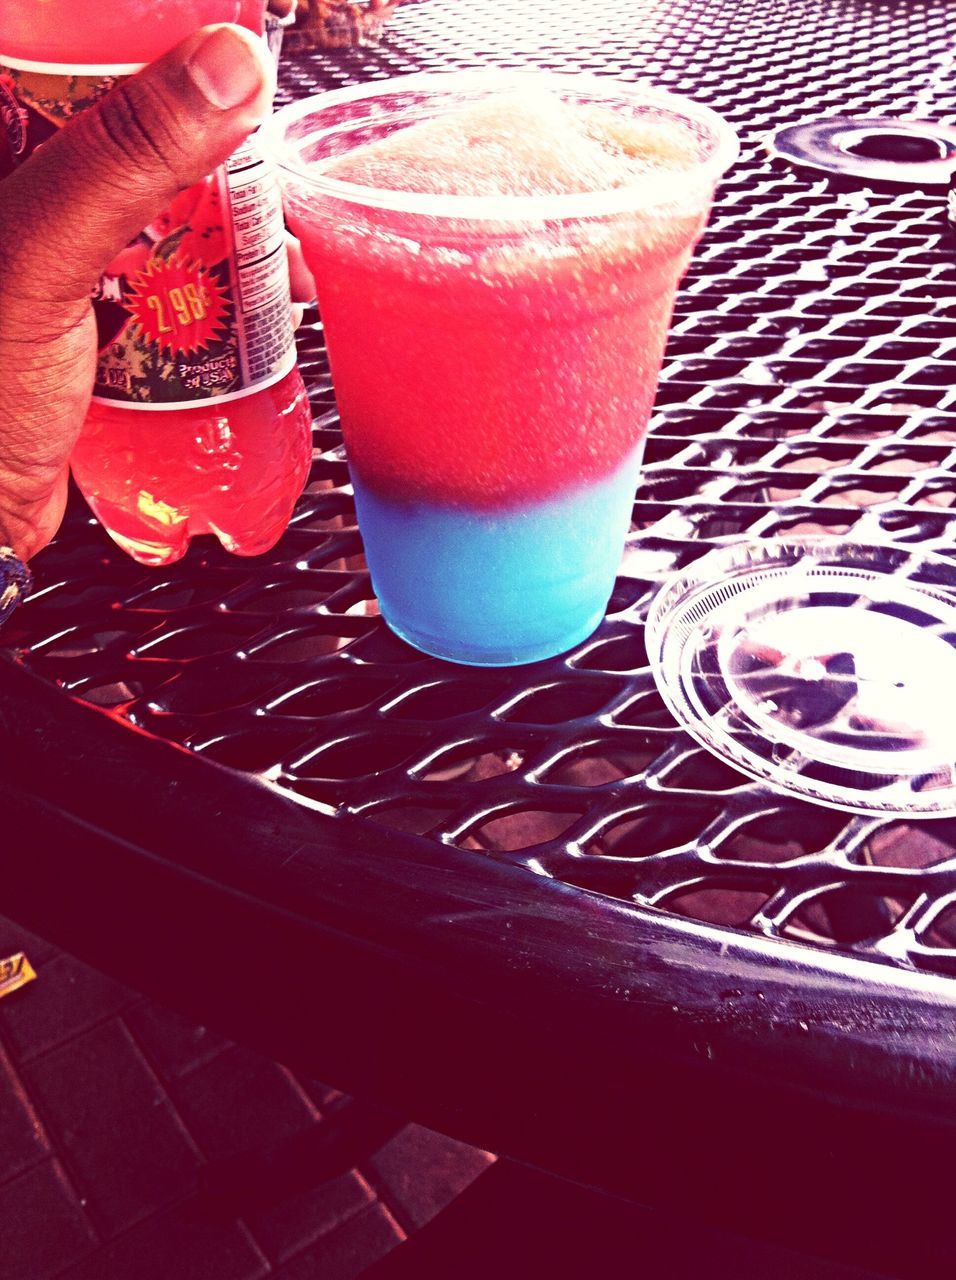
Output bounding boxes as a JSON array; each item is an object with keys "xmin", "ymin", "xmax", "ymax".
[{"xmin": 222, "ymin": 138, "xmax": 297, "ymax": 389}]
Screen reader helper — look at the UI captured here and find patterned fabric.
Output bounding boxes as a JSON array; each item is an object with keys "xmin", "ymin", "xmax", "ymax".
[
  {"xmin": 290, "ymin": 0, "xmax": 403, "ymax": 48},
  {"xmin": 0, "ymin": 547, "xmax": 30, "ymax": 628}
]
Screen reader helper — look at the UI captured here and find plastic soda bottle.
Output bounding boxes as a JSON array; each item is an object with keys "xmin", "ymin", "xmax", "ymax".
[{"xmin": 0, "ymin": 1, "xmax": 313, "ymax": 564}]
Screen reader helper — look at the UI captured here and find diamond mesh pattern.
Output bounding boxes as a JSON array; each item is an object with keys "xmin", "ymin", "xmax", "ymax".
[{"xmin": 5, "ymin": 0, "xmax": 956, "ymax": 978}]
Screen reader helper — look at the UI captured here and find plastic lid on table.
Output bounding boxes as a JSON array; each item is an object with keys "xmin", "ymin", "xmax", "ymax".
[{"xmin": 645, "ymin": 538, "xmax": 956, "ymax": 817}]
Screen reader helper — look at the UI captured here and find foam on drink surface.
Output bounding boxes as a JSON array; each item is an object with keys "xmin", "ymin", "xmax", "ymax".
[{"xmin": 322, "ymin": 89, "xmax": 700, "ymax": 197}]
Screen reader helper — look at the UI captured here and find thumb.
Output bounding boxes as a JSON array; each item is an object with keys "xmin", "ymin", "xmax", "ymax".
[{"xmin": 0, "ymin": 23, "xmax": 275, "ymax": 318}]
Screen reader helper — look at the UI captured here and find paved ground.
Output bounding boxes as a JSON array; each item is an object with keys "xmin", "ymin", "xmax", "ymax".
[{"xmin": 0, "ymin": 913, "xmax": 493, "ymax": 1280}]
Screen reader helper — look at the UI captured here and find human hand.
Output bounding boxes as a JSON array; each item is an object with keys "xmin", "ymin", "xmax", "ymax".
[{"xmin": 0, "ymin": 24, "xmax": 275, "ymax": 561}]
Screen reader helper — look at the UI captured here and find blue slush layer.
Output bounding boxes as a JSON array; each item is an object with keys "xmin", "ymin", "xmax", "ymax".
[{"xmin": 352, "ymin": 447, "xmax": 643, "ymax": 666}]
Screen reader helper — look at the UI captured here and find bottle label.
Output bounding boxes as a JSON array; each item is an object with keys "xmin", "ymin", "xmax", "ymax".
[{"xmin": 0, "ymin": 61, "xmax": 297, "ymax": 409}]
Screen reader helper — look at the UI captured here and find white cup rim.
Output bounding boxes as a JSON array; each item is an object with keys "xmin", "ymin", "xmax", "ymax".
[{"xmin": 264, "ymin": 70, "xmax": 740, "ymax": 223}]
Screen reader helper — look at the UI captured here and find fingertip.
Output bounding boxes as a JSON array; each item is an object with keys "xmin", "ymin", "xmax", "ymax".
[{"xmin": 184, "ymin": 23, "xmax": 275, "ymax": 116}]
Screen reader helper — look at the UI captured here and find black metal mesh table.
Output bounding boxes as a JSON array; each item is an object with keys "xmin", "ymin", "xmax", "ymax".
[{"xmin": 2, "ymin": 2, "xmax": 955, "ymax": 1276}]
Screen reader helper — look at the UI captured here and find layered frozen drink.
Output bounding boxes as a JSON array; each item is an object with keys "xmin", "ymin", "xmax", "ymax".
[{"xmin": 272, "ymin": 74, "xmax": 736, "ymax": 664}]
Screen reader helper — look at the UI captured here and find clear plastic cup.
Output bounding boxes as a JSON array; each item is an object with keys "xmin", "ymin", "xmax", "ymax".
[
  {"xmin": 268, "ymin": 72, "xmax": 737, "ymax": 665},
  {"xmin": 646, "ymin": 536, "xmax": 956, "ymax": 816}
]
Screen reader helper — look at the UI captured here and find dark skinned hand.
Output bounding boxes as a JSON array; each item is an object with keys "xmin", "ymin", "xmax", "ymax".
[{"xmin": 0, "ymin": 22, "xmax": 276, "ymax": 560}]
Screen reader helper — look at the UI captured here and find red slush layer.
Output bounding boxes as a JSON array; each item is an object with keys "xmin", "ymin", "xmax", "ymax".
[{"xmin": 287, "ymin": 94, "xmax": 709, "ymax": 509}]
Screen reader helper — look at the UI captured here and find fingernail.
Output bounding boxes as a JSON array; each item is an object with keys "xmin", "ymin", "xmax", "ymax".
[{"xmin": 186, "ymin": 25, "xmax": 267, "ymax": 110}]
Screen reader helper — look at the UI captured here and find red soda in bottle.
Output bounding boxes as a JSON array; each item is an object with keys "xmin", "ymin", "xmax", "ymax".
[{"xmin": 0, "ymin": 1, "xmax": 312, "ymax": 564}]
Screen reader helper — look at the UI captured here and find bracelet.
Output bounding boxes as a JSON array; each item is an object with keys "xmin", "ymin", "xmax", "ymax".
[{"xmin": 0, "ymin": 547, "xmax": 31, "ymax": 627}]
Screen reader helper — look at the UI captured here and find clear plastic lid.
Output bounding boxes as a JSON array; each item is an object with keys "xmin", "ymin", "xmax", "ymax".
[
  {"xmin": 646, "ymin": 538, "xmax": 956, "ymax": 817},
  {"xmin": 770, "ymin": 116, "xmax": 956, "ymax": 187}
]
